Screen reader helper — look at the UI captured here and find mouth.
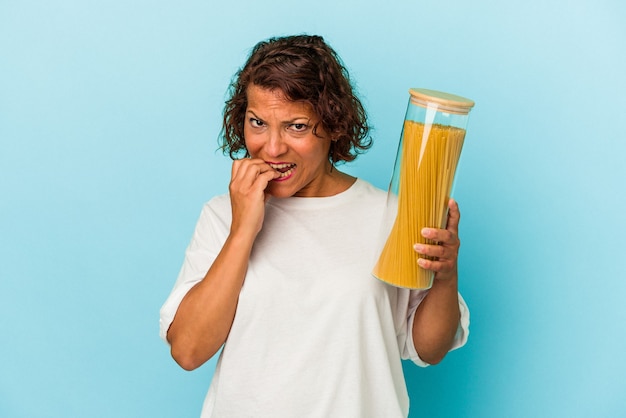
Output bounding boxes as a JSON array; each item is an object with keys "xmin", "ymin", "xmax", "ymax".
[{"xmin": 268, "ymin": 162, "xmax": 296, "ymax": 180}]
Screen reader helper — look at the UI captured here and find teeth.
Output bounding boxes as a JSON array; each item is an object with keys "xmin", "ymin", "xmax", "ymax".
[
  {"xmin": 277, "ymin": 168, "xmax": 292, "ymax": 178},
  {"xmin": 268, "ymin": 163, "xmax": 295, "ymax": 178},
  {"xmin": 268, "ymin": 163, "xmax": 295, "ymax": 170}
]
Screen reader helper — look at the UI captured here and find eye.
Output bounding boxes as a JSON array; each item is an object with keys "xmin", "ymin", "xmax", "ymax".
[
  {"xmin": 249, "ymin": 118, "xmax": 264, "ymax": 128},
  {"xmin": 289, "ymin": 123, "xmax": 308, "ymax": 132}
]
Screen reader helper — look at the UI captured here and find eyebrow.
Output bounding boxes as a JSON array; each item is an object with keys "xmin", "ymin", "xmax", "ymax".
[{"xmin": 246, "ymin": 110, "xmax": 312, "ymax": 124}]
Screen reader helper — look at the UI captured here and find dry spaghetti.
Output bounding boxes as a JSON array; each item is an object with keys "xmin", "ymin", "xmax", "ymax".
[{"xmin": 372, "ymin": 120, "xmax": 466, "ymax": 289}]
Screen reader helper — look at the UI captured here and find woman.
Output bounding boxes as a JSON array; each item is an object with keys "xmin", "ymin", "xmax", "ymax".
[{"xmin": 160, "ymin": 34, "xmax": 469, "ymax": 417}]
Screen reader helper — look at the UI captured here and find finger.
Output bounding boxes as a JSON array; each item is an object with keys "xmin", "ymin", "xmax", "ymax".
[
  {"xmin": 420, "ymin": 227, "xmax": 456, "ymax": 247},
  {"xmin": 249, "ymin": 161, "xmax": 280, "ymax": 184},
  {"xmin": 231, "ymin": 158, "xmax": 243, "ymax": 179},
  {"xmin": 258, "ymin": 165, "xmax": 280, "ymax": 185},
  {"xmin": 232, "ymin": 159, "xmax": 275, "ymax": 183},
  {"xmin": 231, "ymin": 158, "xmax": 264, "ymax": 180},
  {"xmin": 417, "ymin": 256, "xmax": 456, "ymax": 275},
  {"xmin": 234, "ymin": 161, "xmax": 280, "ymax": 199},
  {"xmin": 420, "ymin": 200, "xmax": 461, "ymax": 246},
  {"xmin": 445, "ymin": 198, "xmax": 461, "ymax": 235},
  {"xmin": 413, "ymin": 242, "xmax": 446, "ymax": 259}
]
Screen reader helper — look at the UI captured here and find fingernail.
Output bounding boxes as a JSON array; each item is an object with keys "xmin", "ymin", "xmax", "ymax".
[
  {"xmin": 414, "ymin": 243, "xmax": 425, "ymax": 253},
  {"xmin": 421, "ymin": 228, "xmax": 433, "ymax": 238}
]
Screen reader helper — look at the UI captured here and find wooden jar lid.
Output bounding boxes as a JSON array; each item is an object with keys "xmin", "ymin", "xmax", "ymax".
[{"xmin": 409, "ymin": 88, "xmax": 474, "ymax": 115}]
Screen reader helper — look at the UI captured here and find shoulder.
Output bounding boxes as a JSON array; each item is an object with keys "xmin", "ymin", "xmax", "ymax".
[
  {"xmin": 341, "ymin": 178, "xmax": 388, "ymax": 221},
  {"xmin": 205, "ymin": 192, "xmax": 231, "ymax": 210},
  {"xmin": 352, "ymin": 178, "xmax": 387, "ymax": 202},
  {"xmin": 198, "ymin": 193, "xmax": 232, "ymax": 223}
]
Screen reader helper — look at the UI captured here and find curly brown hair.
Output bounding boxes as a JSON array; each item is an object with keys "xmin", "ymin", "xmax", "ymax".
[{"xmin": 220, "ymin": 35, "xmax": 371, "ymax": 163}]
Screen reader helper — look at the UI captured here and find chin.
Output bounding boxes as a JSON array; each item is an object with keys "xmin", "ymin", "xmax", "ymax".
[{"xmin": 266, "ymin": 185, "xmax": 297, "ymax": 199}]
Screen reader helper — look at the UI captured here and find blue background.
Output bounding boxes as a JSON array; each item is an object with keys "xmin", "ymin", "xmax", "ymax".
[{"xmin": 1, "ymin": 0, "xmax": 625, "ymax": 417}]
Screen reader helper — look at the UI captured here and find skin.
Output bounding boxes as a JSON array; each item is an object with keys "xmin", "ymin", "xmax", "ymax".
[
  {"xmin": 167, "ymin": 84, "xmax": 461, "ymax": 370},
  {"xmin": 412, "ymin": 199, "xmax": 462, "ymax": 364},
  {"xmin": 242, "ymin": 85, "xmax": 355, "ymax": 199}
]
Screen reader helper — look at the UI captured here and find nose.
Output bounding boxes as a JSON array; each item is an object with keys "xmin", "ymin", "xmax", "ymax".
[{"xmin": 264, "ymin": 128, "xmax": 288, "ymax": 158}]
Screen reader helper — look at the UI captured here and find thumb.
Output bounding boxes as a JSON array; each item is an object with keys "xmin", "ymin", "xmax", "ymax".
[{"xmin": 445, "ymin": 198, "xmax": 460, "ymax": 234}]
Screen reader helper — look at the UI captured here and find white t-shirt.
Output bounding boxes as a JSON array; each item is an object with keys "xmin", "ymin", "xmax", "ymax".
[{"xmin": 160, "ymin": 178, "xmax": 469, "ymax": 418}]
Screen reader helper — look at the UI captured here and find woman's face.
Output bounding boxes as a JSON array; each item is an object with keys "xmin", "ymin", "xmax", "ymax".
[{"xmin": 244, "ymin": 84, "xmax": 336, "ymax": 198}]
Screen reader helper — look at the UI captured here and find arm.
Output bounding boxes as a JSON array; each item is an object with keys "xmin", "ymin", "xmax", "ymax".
[
  {"xmin": 411, "ymin": 199, "xmax": 462, "ymax": 365},
  {"xmin": 166, "ymin": 159, "xmax": 278, "ymax": 371}
]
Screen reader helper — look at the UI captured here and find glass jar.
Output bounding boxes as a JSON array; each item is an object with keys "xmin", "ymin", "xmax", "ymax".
[{"xmin": 372, "ymin": 88, "xmax": 475, "ymax": 289}]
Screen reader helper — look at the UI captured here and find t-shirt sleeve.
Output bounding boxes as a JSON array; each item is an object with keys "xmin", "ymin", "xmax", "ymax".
[
  {"xmin": 399, "ymin": 289, "xmax": 470, "ymax": 367},
  {"xmin": 159, "ymin": 200, "xmax": 228, "ymax": 344}
]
